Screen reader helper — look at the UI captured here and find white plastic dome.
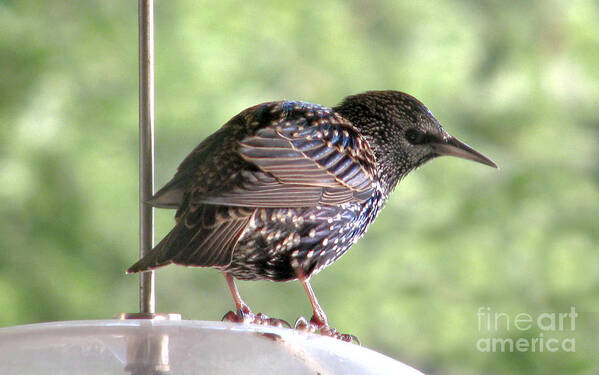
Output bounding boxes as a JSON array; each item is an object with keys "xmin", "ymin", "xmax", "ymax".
[{"xmin": 0, "ymin": 319, "xmax": 425, "ymax": 375}]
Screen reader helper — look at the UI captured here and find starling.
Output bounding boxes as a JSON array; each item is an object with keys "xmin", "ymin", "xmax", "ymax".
[{"xmin": 127, "ymin": 90, "xmax": 497, "ymax": 342}]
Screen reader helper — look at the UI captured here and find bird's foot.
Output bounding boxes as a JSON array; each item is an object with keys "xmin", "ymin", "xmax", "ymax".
[
  {"xmin": 222, "ymin": 305, "xmax": 290, "ymax": 328},
  {"xmin": 294, "ymin": 316, "xmax": 360, "ymax": 344}
]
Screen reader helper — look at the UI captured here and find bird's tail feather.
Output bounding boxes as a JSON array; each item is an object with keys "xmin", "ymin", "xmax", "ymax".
[
  {"xmin": 126, "ymin": 224, "xmax": 186, "ymax": 273},
  {"xmin": 126, "ymin": 205, "xmax": 252, "ymax": 274}
]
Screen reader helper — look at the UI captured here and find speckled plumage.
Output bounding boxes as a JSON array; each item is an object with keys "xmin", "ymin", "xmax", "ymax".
[
  {"xmin": 128, "ymin": 98, "xmax": 385, "ymax": 281},
  {"xmin": 127, "ymin": 90, "xmax": 496, "ymax": 340}
]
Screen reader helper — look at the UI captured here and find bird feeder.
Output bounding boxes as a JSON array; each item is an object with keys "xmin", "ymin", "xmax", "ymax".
[{"xmin": 0, "ymin": 2, "xmax": 426, "ymax": 374}]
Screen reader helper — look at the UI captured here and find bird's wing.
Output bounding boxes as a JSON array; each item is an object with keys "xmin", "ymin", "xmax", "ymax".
[
  {"xmin": 148, "ymin": 126, "xmax": 233, "ymax": 208},
  {"xmin": 194, "ymin": 105, "xmax": 377, "ymax": 208},
  {"xmin": 149, "ymin": 102, "xmax": 377, "ymax": 209}
]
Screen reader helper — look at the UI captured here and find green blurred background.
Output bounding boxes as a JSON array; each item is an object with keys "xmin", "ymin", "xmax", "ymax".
[{"xmin": 1, "ymin": 0, "xmax": 598, "ymax": 374}]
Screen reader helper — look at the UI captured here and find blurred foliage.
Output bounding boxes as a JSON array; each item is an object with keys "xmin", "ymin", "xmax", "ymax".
[{"xmin": 1, "ymin": 0, "xmax": 598, "ymax": 374}]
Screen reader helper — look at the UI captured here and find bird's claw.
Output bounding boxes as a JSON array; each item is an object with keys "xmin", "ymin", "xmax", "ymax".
[
  {"xmin": 294, "ymin": 316, "xmax": 317, "ymax": 333},
  {"xmin": 222, "ymin": 307, "xmax": 291, "ymax": 328},
  {"xmin": 294, "ymin": 316, "xmax": 360, "ymax": 345}
]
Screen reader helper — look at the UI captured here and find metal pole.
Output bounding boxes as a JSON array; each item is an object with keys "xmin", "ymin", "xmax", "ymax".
[{"xmin": 138, "ymin": 0, "xmax": 156, "ymax": 314}]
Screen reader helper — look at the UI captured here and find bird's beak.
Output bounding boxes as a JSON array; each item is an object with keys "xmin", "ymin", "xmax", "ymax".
[{"xmin": 432, "ymin": 136, "xmax": 498, "ymax": 168}]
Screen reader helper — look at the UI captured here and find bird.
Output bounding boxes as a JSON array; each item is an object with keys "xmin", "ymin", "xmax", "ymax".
[{"xmin": 127, "ymin": 90, "xmax": 497, "ymax": 343}]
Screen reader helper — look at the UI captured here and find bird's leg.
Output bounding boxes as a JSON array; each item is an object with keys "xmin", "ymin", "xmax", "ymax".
[
  {"xmin": 294, "ymin": 271, "xmax": 360, "ymax": 344},
  {"xmin": 222, "ymin": 271, "xmax": 251, "ymax": 317},
  {"xmin": 221, "ymin": 272, "xmax": 290, "ymax": 328}
]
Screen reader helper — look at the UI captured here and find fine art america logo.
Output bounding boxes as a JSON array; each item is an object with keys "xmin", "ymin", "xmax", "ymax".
[{"xmin": 476, "ymin": 306, "xmax": 577, "ymax": 353}]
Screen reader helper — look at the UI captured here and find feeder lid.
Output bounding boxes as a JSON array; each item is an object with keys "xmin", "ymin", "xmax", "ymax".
[{"xmin": 0, "ymin": 319, "xmax": 425, "ymax": 375}]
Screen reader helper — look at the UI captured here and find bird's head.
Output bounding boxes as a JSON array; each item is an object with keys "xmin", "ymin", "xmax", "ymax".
[{"xmin": 334, "ymin": 90, "xmax": 497, "ymax": 193}]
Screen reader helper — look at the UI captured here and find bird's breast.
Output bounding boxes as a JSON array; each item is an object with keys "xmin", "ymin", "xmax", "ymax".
[{"xmin": 228, "ymin": 191, "xmax": 384, "ymax": 281}]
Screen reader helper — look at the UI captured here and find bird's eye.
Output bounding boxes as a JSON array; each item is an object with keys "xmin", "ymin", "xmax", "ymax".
[{"xmin": 405, "ymin": 129, "xmax": 426, "ymax": 145}]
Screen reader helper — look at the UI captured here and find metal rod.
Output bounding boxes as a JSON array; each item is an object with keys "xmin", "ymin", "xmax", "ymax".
[{"xmin": 138, "ymin": 0, "xmax": 156, "ymax": 314}]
